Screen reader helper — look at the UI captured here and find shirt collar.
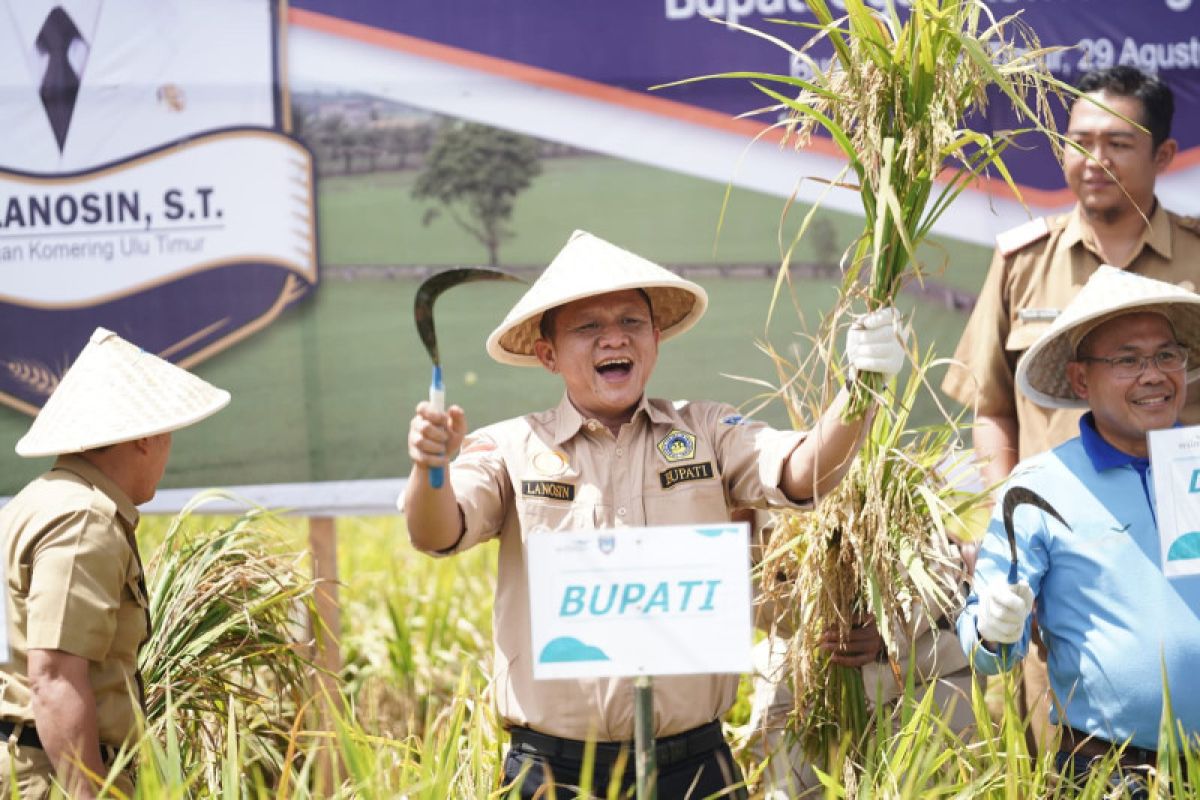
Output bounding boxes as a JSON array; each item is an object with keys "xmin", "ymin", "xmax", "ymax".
[
  {"xmin": 550, "ymin": 393, "xmax": 668, "ymax": 445},
  {"xmin": 51, "ymin": 452, "xmax": 140, "ymax": 532},
  {"xmin": 1078, "ymin": 413, "xmax": 1149, "ymax": 472},
  {"xmin": 1066, "ymin": 200, "xmax": 1172, "ymax": 260}
]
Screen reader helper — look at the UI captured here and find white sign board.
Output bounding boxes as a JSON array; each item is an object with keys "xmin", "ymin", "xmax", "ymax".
[
  {"xmin": 526, "ymin": 522, "xmax": 753, "ymax": 680},
  {"xmin": 1149, "ymin": 425, "xmax": 1200, "ymax": 577}
]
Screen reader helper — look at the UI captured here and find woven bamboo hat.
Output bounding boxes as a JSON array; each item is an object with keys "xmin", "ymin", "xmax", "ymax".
[
  {"xmin": 486, "ymin": 230, "xmax": 708, "ymax": 367},
  {"xmin": 16, "ymin": 327, "xmax": 230, "ymax": 457},
  {"xmin": 1016, "ymin": 266, "xmax": 1200, "ymax": 409}
]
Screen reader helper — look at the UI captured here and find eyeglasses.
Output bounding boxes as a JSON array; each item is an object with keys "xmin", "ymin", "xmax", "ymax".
[{"xmin": 1075, "ymin": 345, "xmax": 1189, "ymax": 379}]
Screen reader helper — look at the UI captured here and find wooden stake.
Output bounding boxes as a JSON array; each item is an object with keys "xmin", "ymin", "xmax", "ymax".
[{"xmin": 308, "ymin": 516, "xmax": 343, "ymax": 791}]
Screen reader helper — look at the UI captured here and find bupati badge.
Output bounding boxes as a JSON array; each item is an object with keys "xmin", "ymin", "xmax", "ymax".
[{"xmin": 657, "ymin": 429, "xmax": 696, "ymax": 462}]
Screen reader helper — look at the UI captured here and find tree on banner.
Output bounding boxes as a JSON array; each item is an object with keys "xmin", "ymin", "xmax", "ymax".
[{"xmin": 412, "ymin": 122, "xmax": 542, "ymax": 267}]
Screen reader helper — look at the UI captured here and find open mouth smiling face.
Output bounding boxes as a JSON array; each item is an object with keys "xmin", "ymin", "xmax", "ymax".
[
  {"xmin": 534, "ymin": 290, "xmax": 661, "ymax": 430},
  {"xmin": 595, "ymin": 356, "xmax": 633, "ymax": 380}
]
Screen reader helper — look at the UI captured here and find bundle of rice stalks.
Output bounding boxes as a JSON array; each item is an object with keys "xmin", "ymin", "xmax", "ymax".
[
  {"xmin": 663, "ymin": 0, "xmax": 1069, "ymax": 417},
  {"xmin": 755, "ymin": 345, "xmax": 985, "ymax": 772},
  {"xmin": 139, "ymin": 494, "xmax": 319, "ymax": 788}
]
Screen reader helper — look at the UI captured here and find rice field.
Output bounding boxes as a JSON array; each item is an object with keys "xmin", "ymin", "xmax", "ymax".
[{"xmin": 105, "ymin": 510, "xmax": 1200, "ymax": 799}]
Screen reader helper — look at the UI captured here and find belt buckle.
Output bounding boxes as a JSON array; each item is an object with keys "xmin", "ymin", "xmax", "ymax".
[{"xmin": 662, "ymin": 737, "xmax": 688, "ymax": 767}]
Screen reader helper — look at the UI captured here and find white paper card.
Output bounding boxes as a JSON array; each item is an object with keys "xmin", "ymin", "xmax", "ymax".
[
  {"xmin": 1149, "ymin": 425, "xmax": 1200, "ymax": 577},
  {"xmin": 526, "ymin": 522, "xmax": 753, "ymax": 680}
]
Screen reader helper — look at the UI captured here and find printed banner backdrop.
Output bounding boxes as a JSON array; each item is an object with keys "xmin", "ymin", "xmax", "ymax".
[
  {"xmin": 288, "ymin": 0, "xmax": 1200, "ymax": 242},
  {"xmin": 0, "ymin": 0, "xmax": 316, "ymax": 416},
  {"xmin": 1, "ymin": 1, "xmax": 1198, "ymax": 501}
]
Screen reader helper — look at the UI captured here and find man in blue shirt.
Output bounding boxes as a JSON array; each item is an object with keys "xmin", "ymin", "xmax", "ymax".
[{"xmin": 959, "ymin": 266, "xmax": 1200, "ymax": 792}]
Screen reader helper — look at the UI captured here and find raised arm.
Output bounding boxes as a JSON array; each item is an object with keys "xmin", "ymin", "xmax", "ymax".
[
  {"xmin": 780, "ymin": 387, "xmax": 871, "ymax": 502},
  {"xmin": 781, "ymin": 308, "xmax": 906, "ymax": 503}
]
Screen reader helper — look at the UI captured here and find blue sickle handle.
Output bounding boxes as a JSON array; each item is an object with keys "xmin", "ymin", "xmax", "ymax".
[
  {"xmin": 998, "ymin": 560, "xmax": 1021, "ymax": 666},
  {"xmin": 428, "ymin": 364, "xmax": 445, "ymax": 489}
]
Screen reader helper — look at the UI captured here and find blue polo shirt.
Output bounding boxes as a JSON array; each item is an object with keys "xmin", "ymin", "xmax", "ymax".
[{"xmin": 959, "ymin": 415, "xmax": 1200, "ymax": 750}]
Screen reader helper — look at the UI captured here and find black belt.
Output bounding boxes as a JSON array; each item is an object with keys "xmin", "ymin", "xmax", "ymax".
[
  {"xmin": 0, "ymin": 719, "xmax": 120, "ymax": 763},
  {"xmin": 1060, "ymin": 726, "xmax": 1157, "ymax": 767},
  {"xmin": 509, "ymin": 720, "xmax": 725, "ymax": 770}
]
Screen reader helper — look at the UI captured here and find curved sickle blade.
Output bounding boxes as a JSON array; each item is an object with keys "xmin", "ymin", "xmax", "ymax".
[
  {"xmin": 414, "ymin": 267, "xmax": 524, "ymax": 366},
  {"xmin": 1001, "ymin": 487, "xmax": 1070, "ymax": 581}
]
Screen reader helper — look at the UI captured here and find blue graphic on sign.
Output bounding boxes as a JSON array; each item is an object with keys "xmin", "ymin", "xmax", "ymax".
[
  {"xmin": 695, "ymin": 526, "xmax": 736, "ymax": 537},
  {"xmin": 1168, "ymin": 531, "xmax": 1200, "ymax": 561},
  {"xmin": 1189, "ymin": 469, "xmax": 1200, "ymax": 493},
  {"xmin": 538, "ymin": 636, "xmax": 610, "ymax": 664}
]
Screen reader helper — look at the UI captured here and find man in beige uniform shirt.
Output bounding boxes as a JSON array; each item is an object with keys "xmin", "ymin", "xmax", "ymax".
[
  {"xmin": 942, "ymin": 65, "xmax": 1200, "ymax": 750},
  {"xmin": 0, "ymin": 328, "xmax": 229, "ymax": 799},
  {"xmin": 405, "ymin": 230, "xmax": 908, "ymax": 798}
]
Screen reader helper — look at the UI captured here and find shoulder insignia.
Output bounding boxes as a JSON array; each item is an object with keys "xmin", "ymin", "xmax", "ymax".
[
  {"xmin": 1176, "ymin": 215, "xmax": 1200, "ymax": 235},
  {"xmin": 459, "ymin": 436, "xmax": 498, "ymax": 455},
  {"xmin": 995, "ymin": 217, "xmax": 1051, "ymax": 257}
]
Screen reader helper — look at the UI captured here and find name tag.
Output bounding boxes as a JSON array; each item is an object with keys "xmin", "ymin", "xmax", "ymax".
[
  {"xmin": 659, "ymin": 461, "xmax": 715, "ymax": 489},
  {"xmin": 1018, "ymin": 308, "xmax": 1059, "ymax": 322},
  {"xmin": 522, "ymin": 480, "xmax": 576, "ymax": 501}
]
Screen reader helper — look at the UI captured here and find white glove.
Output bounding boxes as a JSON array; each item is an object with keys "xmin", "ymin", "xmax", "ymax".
[
  {"xmin": 845, "ymin": 307, "xmax": 907, "ymax": 378},
  {"xmin": 976, "ymin": 580, "xmax": 1034, "ymax": 645}
]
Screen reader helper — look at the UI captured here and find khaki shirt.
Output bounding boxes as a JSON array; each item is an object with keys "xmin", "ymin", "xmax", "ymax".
[
  {"xmin": 0, "ymin": 455, "xmax": 150, "ymax": 747},
  {"xmin": 943, "ymin": 203, "xmax": 1200, "ymax": 460},
  {"xmin": 438, "ymin": 393, "xmax": 807, "ymax": 741}
]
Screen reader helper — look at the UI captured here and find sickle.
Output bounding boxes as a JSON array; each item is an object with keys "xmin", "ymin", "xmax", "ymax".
[
  {"xmin": 413, "ymin": 267, "xmax": 524, "ymax": 488},
  {"xmin": 1001, "ymin": 486, "xmax": 1070, "ymax": 582}
]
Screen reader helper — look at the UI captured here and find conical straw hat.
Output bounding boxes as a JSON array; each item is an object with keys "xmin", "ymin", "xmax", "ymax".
[
  {"xmin": 1016, "ymin": 266, "xmax": 1200, "ymax": 409},
  {"xmin": 486, "ymin": 230, "xmax": 708, "ymax": 366},
  {"xmin": 16, "ymin": 327, "xmax": 231, "ymax": 457}
]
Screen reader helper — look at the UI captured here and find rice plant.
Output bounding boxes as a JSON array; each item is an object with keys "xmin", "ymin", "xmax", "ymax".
[
  {"xmin": 63, "ymin": 511, "xmax": 1197, "ymax": 797},
  {"xmin": 138, "ymin": 495, "xmax": 319, "ymax": 790},
  {"xmin": 660, "ymin": 0, "xmax": 1070, "ymax": 417}
]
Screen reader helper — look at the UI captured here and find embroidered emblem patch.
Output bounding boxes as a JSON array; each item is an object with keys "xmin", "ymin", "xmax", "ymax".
[
  {"xmin": 659, "ymin": 461, "xmax": 715, "ymax": 489},
  {"xmin": 657, "ymin": 429, "xmax": 697, "ymax": 463},
  {"xmin": 532, "ymin": 450, "xmax": 570, "ymax": 477},
  {"xmin": 521, "ymin": 480, "xmax": 576, "ymax": 501}
]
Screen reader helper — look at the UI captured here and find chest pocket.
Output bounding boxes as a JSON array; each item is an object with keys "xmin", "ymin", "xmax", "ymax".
[
  {"xmin": 111, "ymin": 567, "xmax": 150, "ymax": 663},
  {"xmin": 515, "ymin": 478, "xmax": 604, "ymax": 537},
  {"xmin": 643, "ymin": 461, "xmax": 731, "ymax": 526},
  {"xmin": 1005, "ymin": 319, "xmax": 1052, "ymax": 354}
]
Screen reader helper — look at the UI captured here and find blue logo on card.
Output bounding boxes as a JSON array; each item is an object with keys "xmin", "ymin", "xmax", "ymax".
[{"xmin": 538, "ymin": 636, "xmax": 610, "ymax": 663}]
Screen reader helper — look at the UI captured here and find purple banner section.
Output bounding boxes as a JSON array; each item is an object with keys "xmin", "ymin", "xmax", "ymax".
[
  {"xmin": 293, "ymin": 0, "xmax": 1200, "ymax": 193},
  {"xmin": 0, "ymin": 263, "xmax": 304, "ymax": 414}
]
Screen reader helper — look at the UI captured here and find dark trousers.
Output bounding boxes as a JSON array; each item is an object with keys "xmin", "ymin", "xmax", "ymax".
[{"xmin": 503, "ymin": 722, "xmax": 748, "ymax": 799}]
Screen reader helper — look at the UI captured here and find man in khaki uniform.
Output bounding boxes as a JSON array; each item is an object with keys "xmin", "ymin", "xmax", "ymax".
[
  {"xmin": 942, "ymin": 65, "xmax": 1200, "ymax": 750},
  {"xmin": 0, "ymin": 328, "xmax": 229, "ymax": 799},
  {"xmin": 404, "ymin": 230, "xmax": 908, "ymax": 798}
]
